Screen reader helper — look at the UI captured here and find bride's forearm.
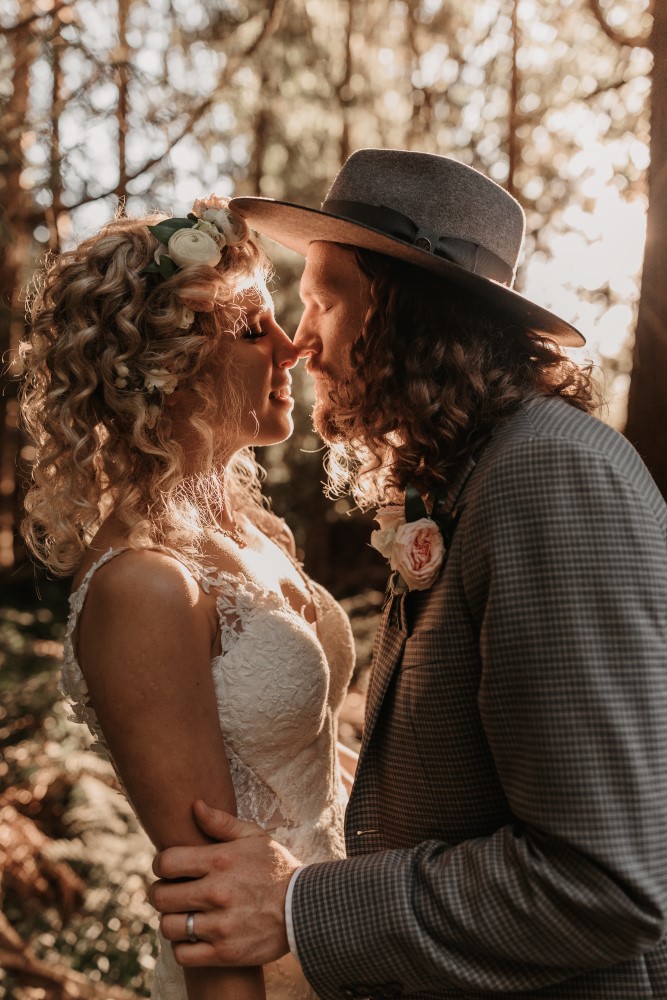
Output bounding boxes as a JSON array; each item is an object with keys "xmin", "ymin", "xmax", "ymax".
[{"xmin": 185, "ymin": 965, "xmax": 265, "ymax": 1000}]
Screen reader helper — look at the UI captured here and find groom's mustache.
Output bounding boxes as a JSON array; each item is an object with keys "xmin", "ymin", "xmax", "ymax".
[{"xmin": 305, "ymin": 362, "xmax": 336, "ymax": 381}]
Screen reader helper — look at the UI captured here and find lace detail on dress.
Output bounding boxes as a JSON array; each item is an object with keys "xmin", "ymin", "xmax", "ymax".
[{"xmin": 225, "ymin": 745, "xmax": 283, "ymax": 827}]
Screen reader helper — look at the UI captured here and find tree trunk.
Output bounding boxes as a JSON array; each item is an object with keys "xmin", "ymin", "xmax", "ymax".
[
  {"xmin": 625, "ymin": 6, "xmax": 667, "ymax": 498},
  {"xmin": 0, "ymin": 1, "xmax": 35, "ymax": 568},
  {"xmin": 507, "ymin": 0, "xmax": 520, "ymax": 198}
]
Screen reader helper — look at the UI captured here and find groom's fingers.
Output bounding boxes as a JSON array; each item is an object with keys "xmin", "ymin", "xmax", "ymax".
[
  {"xmin": 149, "ymin": 874, "xmax": 213, "ymax": 913},
  {"xmin": 171, "ymin": 941, "xmax": 221, "ymax": 968},
  {"xmin": 152, "ymin": 842, "xmax": 221, "ymax": 879},
  {"xmin": 193, "ymin": 800, "xmax": 262, "ymax": 841}
]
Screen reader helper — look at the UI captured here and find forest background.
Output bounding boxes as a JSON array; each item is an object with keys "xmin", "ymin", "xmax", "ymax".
[{"xmin": 0, "ymin": 0, "xmax": 663, "ymax": 997}]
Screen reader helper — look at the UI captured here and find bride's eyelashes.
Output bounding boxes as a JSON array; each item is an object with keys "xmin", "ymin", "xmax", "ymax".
[{"xmin": 240, "ymin": 316, "xmax": 267, "ymax": 341}]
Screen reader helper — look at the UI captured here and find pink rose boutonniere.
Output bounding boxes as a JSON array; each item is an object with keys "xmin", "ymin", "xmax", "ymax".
[{"xmin": 370, "ymin": 486, "xmax": 448, "ymax": 593}]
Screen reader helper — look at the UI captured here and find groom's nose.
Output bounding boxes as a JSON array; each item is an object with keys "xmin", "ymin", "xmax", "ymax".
[{"xmin": 292, "ymin": 315, "xmax": 320, "ymax": 358}]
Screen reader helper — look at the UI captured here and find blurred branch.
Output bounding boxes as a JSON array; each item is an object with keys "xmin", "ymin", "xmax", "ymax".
[
  {"xmin": 0, "ymin": 2, "xmax": 75, "ymax": 35},
  {"xmin": 338, "ymin": 0, "xmax": 354, "ymax": 164},
  {"xmin": 519, "ymin": 73, "xmax": 636, "ymax": 127},
  {"xmin": 587, "ymin": 0, "xmax": 652, "ymax": 48},
  {"xmin": 65, "ymin": 0, "xmax": 288, "ymax": 211},
  {"xmin": 508, "ymin": 0, "xmax": 520, "ymax": 198}
]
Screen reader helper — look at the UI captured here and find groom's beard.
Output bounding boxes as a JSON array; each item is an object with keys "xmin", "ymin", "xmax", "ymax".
[{"xmin": 310, "ymin": 370, "xmax": 348, "ymax": 444}]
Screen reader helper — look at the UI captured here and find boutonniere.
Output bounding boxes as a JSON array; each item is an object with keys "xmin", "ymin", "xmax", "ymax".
[{"xmin": 370, "ymin": 484, "xmax": 448, "ymax": 593}]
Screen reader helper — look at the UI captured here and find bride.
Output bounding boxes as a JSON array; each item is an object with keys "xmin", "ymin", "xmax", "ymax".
[{"xmin": 19, "ymin": 196, "xmax": 357, "ymax": 1000}]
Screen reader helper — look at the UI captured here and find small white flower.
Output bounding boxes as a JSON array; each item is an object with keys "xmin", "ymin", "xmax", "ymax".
[
  {"xmin": 167, "ymin": 228, "xmax": 221, "ymax": 268},
  {"xmin": 202, "ymin": 207, "xmax": 248, "ymax": 246},
  {"xmin": 192, "ymin": 194, "xmax": 226, "ymax": 217},
  {"xmin": 193, "ymin": 219, "xmax": 221, "ymax": 242},
  {"xmin": 145, "ymin": 404, "xmax": 161, "ymax": 429},
  {"xmin": 178, "ymin": 307, "xmax": 195, "ymax": 330},
  {"xmin": 144, "ymin": 368, "xmax": 178, "ymax": 394},
  {"xmin": 113, "ymin": 361, "xmax": 130, "ymax": 388}
]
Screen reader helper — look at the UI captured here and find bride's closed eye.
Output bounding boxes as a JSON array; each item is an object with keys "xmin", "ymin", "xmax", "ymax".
[{"xmin": 240, "ymin": 316, "xmax": 266, "ymax": 341}]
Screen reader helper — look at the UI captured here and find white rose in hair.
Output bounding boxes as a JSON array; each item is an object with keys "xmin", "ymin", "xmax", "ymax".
[
  {"xmin": 390, "ymin": 518, "xmax": 445, "ymax": 591},
  {"xmin": 167, "ymin": 228, "xmax": 221, "ymax": 268},
  {"xmin": 144, "ymin": 369, "xmax": 178, "ymax": 394}
]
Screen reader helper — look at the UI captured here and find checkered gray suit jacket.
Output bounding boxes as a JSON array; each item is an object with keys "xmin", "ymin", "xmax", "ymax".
[{"xmin": 292, "ymin": 396, "xmax": 667, "ymax": 1000}]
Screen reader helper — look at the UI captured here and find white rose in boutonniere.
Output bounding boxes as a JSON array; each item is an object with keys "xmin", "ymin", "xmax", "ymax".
[
  {"xmin": 391, "ymin": 518, "xmax": 445, "ymax": 591},
  {"xmin": 370, "ymin": 505, "xmax": 404, "ymax": 559},
  {"xmin": 167, "ymin": 228, "xmax": 222, "ymax": 268}
]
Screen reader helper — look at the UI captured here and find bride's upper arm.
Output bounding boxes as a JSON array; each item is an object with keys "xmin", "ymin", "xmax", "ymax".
[{"xmin": 76, "ymin": 549, "xmax": 235, "ymax": 851}]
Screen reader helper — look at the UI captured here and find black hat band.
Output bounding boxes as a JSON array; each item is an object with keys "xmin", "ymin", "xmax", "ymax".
[{"xmin": 324, "ymin": 198, "xmax": 514, "ymax": 286}]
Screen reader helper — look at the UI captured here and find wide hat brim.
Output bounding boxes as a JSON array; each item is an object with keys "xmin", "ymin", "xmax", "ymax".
[{"xmin": 230, "ymin": 196, "xmax": 585, "ymax": 347}]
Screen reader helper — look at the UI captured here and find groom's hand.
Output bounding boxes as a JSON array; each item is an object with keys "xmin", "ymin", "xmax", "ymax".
[{"xmin": 149, "ymin": 800, "xmax": 299, "ymax": 967}]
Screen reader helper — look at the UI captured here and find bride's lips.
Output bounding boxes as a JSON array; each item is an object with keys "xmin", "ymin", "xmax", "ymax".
[{"xmin": 269, "ymin": 382, "xmax": 293, "ymax": 404}]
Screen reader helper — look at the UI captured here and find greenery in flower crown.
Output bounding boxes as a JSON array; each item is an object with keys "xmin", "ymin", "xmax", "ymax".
[{"xmin": 142, "ymin": 215, "xmax": 199, "ymax": 278}]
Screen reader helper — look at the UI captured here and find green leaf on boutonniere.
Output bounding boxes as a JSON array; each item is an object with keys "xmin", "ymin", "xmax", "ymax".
[
  {"xmin": 404, "ymin": 483, "xmax": 428, "ymax": 523},
  {"xmin": 147, "ymin": 218, "xmax": 196, "ymax": 245}
]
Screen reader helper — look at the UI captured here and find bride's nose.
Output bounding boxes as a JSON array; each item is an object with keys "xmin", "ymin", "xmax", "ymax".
[{"xmin": 273, "ymin": 324, "xmax": 301, "ymax": 368}]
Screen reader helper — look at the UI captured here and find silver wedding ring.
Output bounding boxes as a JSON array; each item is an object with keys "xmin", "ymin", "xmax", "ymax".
[{"xmin": 186, "ymin": 911, "xmax": 198, "ymax": 944}]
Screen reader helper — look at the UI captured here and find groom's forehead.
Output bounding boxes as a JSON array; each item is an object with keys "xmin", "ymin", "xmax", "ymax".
[{"xmin": 300, "ymin": 242, "xmax": 358, "ymax": 296}]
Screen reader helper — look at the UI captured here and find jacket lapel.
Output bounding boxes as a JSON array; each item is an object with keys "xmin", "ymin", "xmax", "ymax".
[{"xmin": 359, "ymin": 593, "xmax": 407, "ymax": 756}]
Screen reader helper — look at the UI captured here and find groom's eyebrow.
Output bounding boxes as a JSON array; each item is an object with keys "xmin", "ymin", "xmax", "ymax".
[{"xmin": 300, "ymin": 265, "xmax": 343, "ymax": 301}]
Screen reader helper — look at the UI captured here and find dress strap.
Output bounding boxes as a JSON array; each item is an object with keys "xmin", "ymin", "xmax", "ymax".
[
  {"xmin": 66, "ymin": 545, "xmax": 221, "ymax": 637},
  {"xmin": 67, "ymin": 547, "xmax": 130, "ymax": 640}
]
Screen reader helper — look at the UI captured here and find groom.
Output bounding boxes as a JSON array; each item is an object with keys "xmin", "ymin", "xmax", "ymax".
[{"xmin": 150, "ymin": 150, "xmax": 667, "ymax": 998}]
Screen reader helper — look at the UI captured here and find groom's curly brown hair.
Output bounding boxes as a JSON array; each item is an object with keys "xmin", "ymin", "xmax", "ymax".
[{"xmin": 324, "ymin": 247, "xmax": 599, "ymax": 507}]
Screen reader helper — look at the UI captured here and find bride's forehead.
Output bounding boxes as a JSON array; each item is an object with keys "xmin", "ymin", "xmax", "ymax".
[{"xmin": 233, "ymin": 279, "xmax": 272, "ymax": 313}]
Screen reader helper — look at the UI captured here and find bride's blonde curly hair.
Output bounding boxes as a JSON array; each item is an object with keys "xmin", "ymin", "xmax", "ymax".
[{"xmin": 20, "ymin": 203, "xmax": 274, "ymax": 576}]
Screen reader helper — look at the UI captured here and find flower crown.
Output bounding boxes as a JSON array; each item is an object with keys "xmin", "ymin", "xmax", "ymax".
[
  {"xmin": 143, "ymin": 195, "xmax": 249, "ymax": 281},
  {"xmin": 111, "ymin": 197, "xmax": 250, "ymax": 428}
]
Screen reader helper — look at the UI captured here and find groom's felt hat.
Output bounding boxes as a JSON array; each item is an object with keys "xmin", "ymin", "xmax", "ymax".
[{"xmin": 230, "ymin": 148, "xmax": 584, "ymax": 347}]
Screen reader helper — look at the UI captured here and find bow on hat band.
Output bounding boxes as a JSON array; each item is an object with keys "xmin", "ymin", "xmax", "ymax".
[{"xmin": 324, "ymin": 198, "xmax": 514, "ymax": 286}]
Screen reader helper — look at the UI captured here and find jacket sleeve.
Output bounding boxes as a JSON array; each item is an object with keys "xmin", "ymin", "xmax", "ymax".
[{"xmin": 291, "ymin": 436, "xmax": 667, "ymax": 998}]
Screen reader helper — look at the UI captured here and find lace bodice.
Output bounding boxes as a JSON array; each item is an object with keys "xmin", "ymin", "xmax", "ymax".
[{"xmin": 61, "ymin": 545, "xmax": 356, "ymax": 1000}]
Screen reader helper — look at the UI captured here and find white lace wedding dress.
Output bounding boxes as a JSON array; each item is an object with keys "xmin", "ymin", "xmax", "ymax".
[{"xmin": 60, "ymin": 545, "xmax": 356, "ymax": 1000}]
